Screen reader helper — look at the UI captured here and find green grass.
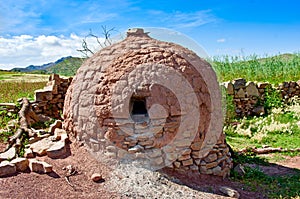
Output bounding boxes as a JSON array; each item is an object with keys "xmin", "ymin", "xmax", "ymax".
[
  {"xmin": 0, "ymin": 81, "xmax": 47, "ymax": 103},
  {"xmin": 231, "ymin": 166, "xmax": 300, "ymax": 198},
  {"xmin": 212, "ymin": 53, "xmax": 300, "ymax": 84}
]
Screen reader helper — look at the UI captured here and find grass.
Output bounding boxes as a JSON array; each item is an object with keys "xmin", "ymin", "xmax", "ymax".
[
  {"xmin": 0, "ymin": 81, "xmax": 47, "ymax": 103},
  {"xmin": 212, "ymin": 53, "xmax": 300, "ymax": 84},
  {"xmin": 231, "ymin": 166, "xmax": 300, "ymax": 199},
  {"xmin": 0, "ymin": 71, "xmax": 48, "ymax": 103}
]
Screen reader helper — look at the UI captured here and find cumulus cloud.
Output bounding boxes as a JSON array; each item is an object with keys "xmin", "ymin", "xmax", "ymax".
[
  {"xmin": 0, "ymin": 34, "xmax": 104, "ymax": 70},
  {"xmin": 217, "ymin": 38, "xmax": 226, "ymax": 43}
]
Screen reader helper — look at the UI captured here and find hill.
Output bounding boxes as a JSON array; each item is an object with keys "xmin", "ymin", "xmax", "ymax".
[
  {"xmin": 44, "ymin": 57, "xmax": 84, "ymax": 76},
  {"xmin": 10, "ymin": 56, "xmax": 73, "ymax": 73}
]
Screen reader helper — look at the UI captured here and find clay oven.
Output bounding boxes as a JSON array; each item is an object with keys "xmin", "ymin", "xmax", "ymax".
[{"xmin": 63, "ymin": 28, "xmax": 232, "ymax": 176}]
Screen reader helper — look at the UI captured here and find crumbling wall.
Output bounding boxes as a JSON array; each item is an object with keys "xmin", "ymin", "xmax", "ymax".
[
  {"xmin": 31, "ymin": 74, "xmax": 72, "ymax": 119},
  {"xmin": 222, "ymin": 78, "xmax": 300, "ymax": 117}
]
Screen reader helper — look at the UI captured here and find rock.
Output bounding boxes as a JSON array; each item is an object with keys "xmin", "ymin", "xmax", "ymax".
[
  {"xmin": 49, "ymin": 120, "xmax": 63, "ymax": 134},
  {"xmin": 257, "ymin": 82, "xmax": 270, "ymax": 89},
  {"xmin": 182, "ymin": 158, "xmax": 194, "ymax": 166},
  {"xmin": 91, "ymin": 173, "xmax": 103, "ymax": 182},
  {"xmin": 233, "ymin": 164, "xmax": 246, "ymax": 176},
  {"xmin": 190, "ymin": 142, "xmax": 201, "ymax": 151},
  {"xmin": 253, "ymin": 106, "xmax": 265, "ymax": 115},
  {"xmin": 24, "ymin": 148, "xmax": 35, "ymax": 158},
  {"xmin": 46, "ymin": 141, "xmax": 67, "ymax": 159},
  {"xmin": 30, "ymin": 138, "xmax": 54, "ymax": 156},
  {"xmin": 54, "ymin": 128, "xmax": 69, "ymax": 142},
  {"xmin": 212, "ymin": 166, "xmax": 222, "ymax": 175},
  {"xmin": 233, "ymin": 78, "xmax": 246, "ymax": 90},
  {"xmin": 236, "ymin": 88, "xmax": 245, "ymax": 98},
  {"xmin": 246, "ymin": 82, "xmax": 259, "ymax": 96},
  {"xmin": 11, "ymin": 158, "xmax": 29, "ymax": 172},
  {"xmin": 219, "ymin": 186, "xmax": 240, "ymax": 198},
  {"xmin": 128, "ymin": 145, "xmax": 144, "ymax": 153},
  {"xmin": 223, "ymin": 82, "xmax": 234, "ymax": 95},
  {"xmin": 204, "ymin": 153, "xmax": 218, "ymax": 163},
  {"xmin": 34, "ymin": 89, "xmax": 53, "ymax": 102},
  {"xmin": 0, "ymin": 147, "xmax": 16, "ymax": 161},
  {"xmin": 29, "ymin": 159, "xmax": 53, "ymax": 174},
  {"xmin": 0, "ymin": 161, "xmax": 16, "ymax": 177}
]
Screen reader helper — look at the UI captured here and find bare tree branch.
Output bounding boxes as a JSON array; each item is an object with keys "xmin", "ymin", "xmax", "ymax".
[{"xmin": 77, "ymin": 26, "xmax": 116, "ymax": 58}]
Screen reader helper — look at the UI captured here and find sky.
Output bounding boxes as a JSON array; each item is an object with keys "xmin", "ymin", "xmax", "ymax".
[{"xmin": 0, "ymin": 0, "xmax": 300, "ymax": 70}]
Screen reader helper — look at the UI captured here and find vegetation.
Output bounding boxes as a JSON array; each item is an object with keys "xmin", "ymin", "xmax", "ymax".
[
  {"xmin": 212, "ymin": 53, "xmax": 300, "ymax": 84},
  {"xmin": 0, "ymin": 80, "xmax": 46, "ymax": 103}
]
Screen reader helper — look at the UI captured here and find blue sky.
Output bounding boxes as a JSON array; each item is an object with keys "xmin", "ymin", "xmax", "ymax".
[{"xmin": 0, "ymin": 0, "xmax": 300, "ymax": 69}]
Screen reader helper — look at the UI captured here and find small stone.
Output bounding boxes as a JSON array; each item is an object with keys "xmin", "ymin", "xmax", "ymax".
[
  {"xmin": 29, "ymin": 159, "xmax": 52, "ymax": 174},
  {"xmin": 91, "ymin": 173, "xmax": 103, "ymax": 182},
  {"xmin": 0, "ymin": 161, "xmax": 16, "ymax": 177},
  {"xmin": 233, "ymin": 78, "xmax": 246, "ymax": 90},
  {"xmin": 204, "ymin": 153, "xmax": 218, "ymax": 163},
  {"xmin": 212, "ymin": 166, "xmax": 222, "ymax": 175},
  {"xmin": 182, "ymin": 158, "xmax": 193, "ymax": 166},
  {"xmin": 0, "ymin": 147, "xmax": 16, "ymax": 161},
  {"xmin": 11, "ymin": 158, "xmax": 29, "ymax": 172},
  {"xmin": 236, "ymin": 88, "xmax": 245, "ymax": 98},
  {"xmin": 54, "ymin": 128, "xmax": 69, "ymax": 142},
  {"xmin": 206, "ymin": 161, "xmax": 218, "ymax": 169},
  {"xmin": 173, "ymin": 161, "xmax": 181, "ymax": 168},
  {"xmin": 219, "ymin": 186, "xmax": 240, "ymax": 198},
  {"xmin": 246, "ymin": 82, "xmax": 259, "ymax": 96},
  {"xmin": 24, "ymin": 148, "xmax": 35, "ymax": 158},
  {"xmin": 253, "ymin": 106, "xmax": 265, "ymax": 115},
  {"xmin": 223, "ymin": 82, "xmax": 234, "ymax": 95},
  {"xmin": 49, "ymin": 120, "xmax": 63, "ymax": 134},
  {"xmin": 233, "ymin": 164, "xmax": 246, "ymax": 176},
  {"xmin": 128, "ymin": 145, "xmax": 144, "ymax": 153},
  {"xmin": 46, "ymin": 141, "xmax": 67, "ymax": 159}
]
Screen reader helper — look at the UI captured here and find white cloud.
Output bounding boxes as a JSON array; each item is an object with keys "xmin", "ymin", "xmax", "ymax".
[
  {"xmin": 0, "ymin": 34, "xmax": 104, "ymax": 70},
  {"xmin": 217, "ymin": 38, "xmax": 226, "ymax": 43}
]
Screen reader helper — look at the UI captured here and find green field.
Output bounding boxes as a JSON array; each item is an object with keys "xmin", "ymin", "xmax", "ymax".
[{"xmin": 0, "ymin": 72, "xmax": 48, "ymax": 103}]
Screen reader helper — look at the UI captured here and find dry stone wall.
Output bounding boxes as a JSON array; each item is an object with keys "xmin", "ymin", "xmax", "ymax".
[
  {"xmin": 31, "ymin": 74, "xmax": 72, "ymax": 119},
  {"xmin": 222, "ymin": 78, "xmax": 300, "ymax": 117}
]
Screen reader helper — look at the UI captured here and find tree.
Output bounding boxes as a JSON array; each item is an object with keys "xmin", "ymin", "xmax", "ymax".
[{"xmin": 77, "ymin": 26, "xmax": 117, "ymax": 57}]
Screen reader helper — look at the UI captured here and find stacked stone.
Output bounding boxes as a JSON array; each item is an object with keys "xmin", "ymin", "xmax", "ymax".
[
  {"xmin": 222, "ymin": 78, "xmax": 270, "ymax": 117},
  {"xmin": 279, "ymin": 80, "xmax": 300, "ymax": 101},
  {"xmin": 223, "ymin": 78, "xmax": 300, "ymax": 118},
  {"xmin": 32, "ymin": 74, "xmax": 72, "ymax": 119},
  {"xmin": 172, "ymin": 134, "xmax": 232, "ymax": 177}
]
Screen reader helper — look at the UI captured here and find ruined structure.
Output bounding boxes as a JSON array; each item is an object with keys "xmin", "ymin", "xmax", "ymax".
[{"xmin": 63, "ymin": 28, "xmax": 232, "ymax": 176}]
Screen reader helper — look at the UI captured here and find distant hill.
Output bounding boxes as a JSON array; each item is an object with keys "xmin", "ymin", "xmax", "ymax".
[
  {"xmin": 45, "ymin": 57, "xmax": 85, "ymax": 76},
  {"xmin": 10, "ymin": 56, "xmax": 85, "ymax": 77},
  {"xmin": 10, "ymin": 56, "xmax": 74, "ymax": 73}
]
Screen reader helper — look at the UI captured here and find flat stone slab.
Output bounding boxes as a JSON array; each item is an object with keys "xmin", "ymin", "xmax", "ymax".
[
  {"xmin": 46, "ymin": 141, "xmax": 67, "ymax": 159},
  {"xmin": 30, "ymin": 138, "xmax": 54, "ymax": 156},
  {"xmin": 0, "ymin": 147, "xmax": 16, "ymax": 161}
]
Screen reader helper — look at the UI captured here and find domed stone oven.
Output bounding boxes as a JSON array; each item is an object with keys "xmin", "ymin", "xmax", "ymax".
[{"xmin": 63, "ymin": 28, "xmax": 232, "ymax": 176}]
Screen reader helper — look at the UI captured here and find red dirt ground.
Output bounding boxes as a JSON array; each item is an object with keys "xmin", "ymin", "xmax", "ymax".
[{"xmin": 0, "ymin": 139, "xmax": 299, "ymax": 199}]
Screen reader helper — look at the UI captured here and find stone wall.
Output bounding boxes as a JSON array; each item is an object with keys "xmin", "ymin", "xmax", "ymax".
[
  {"xmin": 222, "ymin": 78, "xmax": 300, "ymax": 118},
  {"xmin": 31, "ymin": 74, "xmax": 72, "ymax": 119}
]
